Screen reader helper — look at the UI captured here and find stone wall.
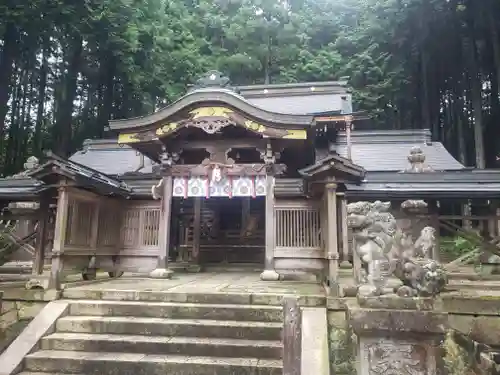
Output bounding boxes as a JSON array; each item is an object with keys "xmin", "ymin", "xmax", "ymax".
[{"xmin": 0, "ymin": 289, "xmax": 59, "ymax": 353}]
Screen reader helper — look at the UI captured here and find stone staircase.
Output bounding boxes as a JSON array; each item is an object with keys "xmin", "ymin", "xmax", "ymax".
[{"xmin": 19, "ymin": 297, "xmax": 284, "ymax": 374}]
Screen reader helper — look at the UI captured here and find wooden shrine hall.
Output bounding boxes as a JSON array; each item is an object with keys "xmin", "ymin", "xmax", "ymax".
[{"xmin": 3, "ymin": 70, "xmax": 500, "ymax": 295}]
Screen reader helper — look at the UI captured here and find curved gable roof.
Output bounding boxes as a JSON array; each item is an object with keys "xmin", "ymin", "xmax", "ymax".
[{"xmin": 109, "ymin": 88, "xmax": 314, "ymax": 132}]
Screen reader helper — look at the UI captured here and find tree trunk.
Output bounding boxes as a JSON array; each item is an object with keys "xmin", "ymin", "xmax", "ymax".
[
  {"xmin": 464, "ymin": 35, "xmax": 485, "ymax": 169},
  {"xmin": 54, "ymin": 35, "xmax": 83, "ymax": 156},
  {"xmin": 0, "ymin": 24, "xmax": 20, "ymax": 159},
  {"xmin": 97, "ymin": 55, "xmax": 116, "ymax": 138},
  {"xmin": 34, "ymin": 37, "xmax": 49, "ymax": 156},
  {"xmin": 488, "ymin": 3, "xmax": 500, "ymax": 98}
]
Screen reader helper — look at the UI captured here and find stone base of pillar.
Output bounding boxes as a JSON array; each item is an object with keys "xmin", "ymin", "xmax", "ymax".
[
  {"xmin": 339, "ymin": 261, "xmax": 353, "ymax": 269},
  {"xmin": 149, "ymin": 268, "xmax": 174, "ymax": 279},
  {"xmin": 186, "ymin": 264, "xmax": 202, "ymax": 273},
  {"xmin": 25, "ymin": 276, "xmax": 49, "ymax": 290},
  {"xmin": 260, "ymin": 269, "xmax": 280, "ymax": 281}
]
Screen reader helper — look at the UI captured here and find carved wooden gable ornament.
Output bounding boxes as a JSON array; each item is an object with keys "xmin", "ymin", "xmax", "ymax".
[{"xmin": 118, "ymin": 105, "xmax": 307, "ymax": 144}]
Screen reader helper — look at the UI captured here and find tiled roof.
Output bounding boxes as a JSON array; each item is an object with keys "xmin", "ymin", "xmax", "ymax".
[
  {"xmin": 345, "ymin": 169, "xmax": 500, "ymax": 198},
  {"xmin": 333, "ymin": 129, "xmax": 464, "ymax": 171},
  {"xmin": 345, "ymin": 181, "xmax": 500, "ymax": 199},
  {"xmin": 69, "ymin": 139, "xmax": 156, "ymax": 176}
]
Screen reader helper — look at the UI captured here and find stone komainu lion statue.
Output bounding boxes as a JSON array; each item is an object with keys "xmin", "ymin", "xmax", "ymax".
[{"xmin": 347, "ymin": 201, "xmax": 448, "ymax": 297}]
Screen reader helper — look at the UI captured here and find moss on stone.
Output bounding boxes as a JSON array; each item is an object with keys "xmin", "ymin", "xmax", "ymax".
[
  {"xmin": 442, "ymin": 331, "xmax": 473, "ymax": 375},
  {"xmin": 328, "ymin": 324, "xmax": 356, "ymax": 375},
  {"xmin": 0, "ymin": 319, "xmax": 31, "ymax": 354}
]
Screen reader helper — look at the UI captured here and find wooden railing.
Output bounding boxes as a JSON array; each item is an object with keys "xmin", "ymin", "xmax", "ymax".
[
  {"xmin": 275, "ymin": 201, "xmax": 321, "ymax": 250},
  {"xmin": 434, "ymin": 215, "xmax": 500, "ymax": 272},
  {"xmin": 119, "ymin": 202, "xmax": 161, "ymax": 255}
]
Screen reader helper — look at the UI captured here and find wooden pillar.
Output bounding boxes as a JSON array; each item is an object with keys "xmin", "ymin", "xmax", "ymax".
[
  {"xmin": 149, "ymin": 175, "xmax": 174, "ymax": 279},
  {"xmin": 488, "ymin": 200, "xmax": 497, "ymax": 238},
  {"xmin": 48, "ymin": 185, "xmax": 70, "ymax": 290},
  {"xmin": 325, "ymin": 183, "xmax": 340, "ymax": 296},
  {"xmin": 32, "ymin": 196, "xmax": 50, "ymax": 276},
  {"xmin": 260, "ymin": 174, "xmax": 280, "ymax": 281},
  {"xmin": 339, "ymin": 194, "xmax": 352, "ymax": 269},
  {"xmin": 82, "ymin": 199, "xmax": 101, "ymax": 279},
  {"xmin": 345, "ymin": 116, "xmax": 353, "ymax": 160},
  {"xmin": 191, "ymin": 197, "xmax": 202, "ymax": 269},
  {"xmin": 497, "ymin": 207, "xmax": 500, "ymax": 237},
  {"xmin": 90, "ymin": 199, "xmax": 101, "ymax": 251},
  {"xmin": 430, "ymin": 200, "xmax": 441, "ymax": 262},
  {"xmin": 242, "ymin": 197, "xmax": 250, "ymax": 230}
]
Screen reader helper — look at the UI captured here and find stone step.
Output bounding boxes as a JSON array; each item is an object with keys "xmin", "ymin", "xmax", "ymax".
[
  {"xmin": 42, "ymin": 332, "xmax": 282, "ymax": 359},
  {"xmin": 62, "ymin": 289, "xmax": 325, "ymax": 307},
  {"xmin": 56, "ymin": 316, "xmax": 282, "ymax": 341},
  {"xmin": 24, "ymin": 350, "xmax": 282, "ymax": 375},
  {"xmin": 68, "ymin": 300, "xmax": 283, "ymax": 322}
]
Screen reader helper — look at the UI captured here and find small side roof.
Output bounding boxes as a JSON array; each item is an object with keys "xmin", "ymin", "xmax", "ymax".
[
  {"xmin": 29, "ymin": 152, "xmax": 132, "ymax": 197},
  {"xmin": 332, "ymin": 129, "xmax": 464, "ymax": 171},
  {"xmin": 299, "ymin": 153, "xmax": 366, "ymax": 182},
  {"xmin": 70, "ymin": 139, "xmax": 156, "ymax": 176},
  {"xmin": 0, "ymin": 177, "xmax": 46, "ymax": 200}
]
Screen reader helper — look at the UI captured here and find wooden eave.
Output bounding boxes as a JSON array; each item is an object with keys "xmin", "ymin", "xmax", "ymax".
[
  {"xmin": 109, "ymin": 89, "xmax": 314, "ymax": 132},
  {"xmin": 28, "ymin": 152, "xmax": 132, "ymax": 197},
  {"xmin": 314, "ymin": 111, "xmax": 370, "ymax": 126},
  {"xmin": 299, "ymin": 154, "xmax": 366, "ymax": 182}
]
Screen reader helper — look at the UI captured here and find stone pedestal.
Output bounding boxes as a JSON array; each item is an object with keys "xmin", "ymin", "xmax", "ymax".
[{"xmin": 348, "ymin": 296, "xmax": 446, "ymax": 375}]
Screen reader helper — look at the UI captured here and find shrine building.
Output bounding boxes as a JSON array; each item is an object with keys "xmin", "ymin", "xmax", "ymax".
[{"xmin": 3, "ymin": 70, "xmax": 500, "ymax": 294}]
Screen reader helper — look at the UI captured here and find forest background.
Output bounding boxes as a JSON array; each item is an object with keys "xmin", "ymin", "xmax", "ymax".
[{"xmin": 0, "ymin": 0, "xmax": 499, "ymax": 176}]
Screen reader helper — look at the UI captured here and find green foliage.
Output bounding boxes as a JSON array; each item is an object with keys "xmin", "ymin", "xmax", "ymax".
[
  {"xmin": 440, "ymin": 236, "xmax": 477, "ymax": 258},
  {"xmin": 0, "ymin": 0, "xmax": 499, "ymax": 172}
]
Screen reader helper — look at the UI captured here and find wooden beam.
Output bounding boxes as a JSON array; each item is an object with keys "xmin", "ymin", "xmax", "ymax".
[
  {"xmin": 170, "ymin": 163, "xmax": 273, "ymax": 177},
  {"xmin": 174, "ymin": 139, "xmax": 266, "ymax": 151},
  {"xmin": 66, "ymin": 187, "xmax": 101, "ymax": 202}
]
